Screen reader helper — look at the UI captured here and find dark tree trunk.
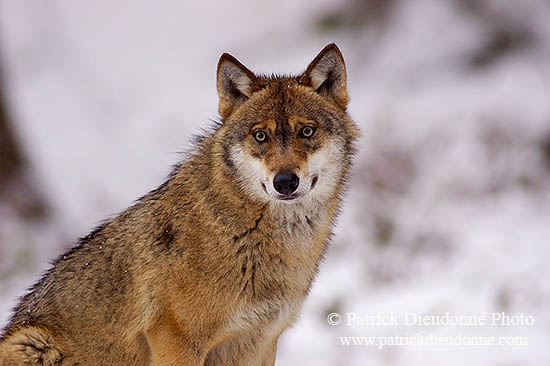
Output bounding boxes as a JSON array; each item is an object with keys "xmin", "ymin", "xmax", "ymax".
[{"xmin": 0, "ymin": 73, "xmax": 47, "ymax": 219}]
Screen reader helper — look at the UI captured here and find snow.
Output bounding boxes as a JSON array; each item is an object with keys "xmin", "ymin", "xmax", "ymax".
[{"xmin": 1, "ymin": 0, "xmax": 549, "ymax": 364}]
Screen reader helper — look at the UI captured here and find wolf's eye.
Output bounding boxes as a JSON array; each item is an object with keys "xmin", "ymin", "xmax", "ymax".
[
  {"xmin": 254, "ymin": 130, "xmax": 268, "ymax": 143},
  {"xmin": 300, "ymin": 126, "xmax": 316, "ymax": 138}
]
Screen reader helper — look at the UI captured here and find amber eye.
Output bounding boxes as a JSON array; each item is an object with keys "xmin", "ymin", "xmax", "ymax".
[
  {"xmin": 254, "ymin": 130, "xmax": 268, "ymax": 143},
  {"xmin": 300, "ymin": 126, "xmax": 316, "ymax": 138}
]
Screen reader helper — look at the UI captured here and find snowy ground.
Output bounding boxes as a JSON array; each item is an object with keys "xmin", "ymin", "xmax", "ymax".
[{"xmin": 1, "ymin": 1, "xmax": 549, "ymax": 365}]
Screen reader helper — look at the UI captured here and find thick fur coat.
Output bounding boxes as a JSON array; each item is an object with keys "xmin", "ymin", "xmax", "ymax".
[{"xmin": 0, "ymin": 44, "xmax": 358, "ymax": 366}]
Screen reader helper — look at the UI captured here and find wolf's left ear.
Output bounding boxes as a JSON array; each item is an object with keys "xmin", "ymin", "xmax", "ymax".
[
  {"xmin": 300, "ymin": 44, "xmax": 349, "ymax": 110},
  {"xmin": 217, "ymin": 53, "xmax": 260, "ymax": 120}
]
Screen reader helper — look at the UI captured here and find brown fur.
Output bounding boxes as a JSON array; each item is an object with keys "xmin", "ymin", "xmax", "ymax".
[{"xmin": 1, "ymin": 44, "xmax": 358, "ymax": 365}]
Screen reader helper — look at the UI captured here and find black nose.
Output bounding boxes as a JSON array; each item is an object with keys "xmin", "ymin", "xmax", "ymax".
[{"xmin": 273, "ymin": 172, "xmax": 299, "ymax": 195}]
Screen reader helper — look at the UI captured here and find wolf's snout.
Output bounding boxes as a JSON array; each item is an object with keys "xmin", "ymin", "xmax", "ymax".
[{"xmin": 273, "ymin": 172, "xmax": 299, "ymax": 196}]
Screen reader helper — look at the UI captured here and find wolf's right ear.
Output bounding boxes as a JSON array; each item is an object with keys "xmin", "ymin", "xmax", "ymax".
[
  {"xmin": 300, "ymin": 44, "xmax": 349, "ymax": 110},
  {"xmin": 216, "ymin": 53, "xmax": 259, "ymax": 120}
]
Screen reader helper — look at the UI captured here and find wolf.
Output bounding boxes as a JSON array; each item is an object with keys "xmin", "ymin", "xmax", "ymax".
[{"xmin": 0, "ymin": 43, "xmax": 358, "ymax": 365}]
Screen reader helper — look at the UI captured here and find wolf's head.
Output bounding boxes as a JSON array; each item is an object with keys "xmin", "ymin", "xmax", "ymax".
[{"xmin": 214, "ymin": 44, "xmax": 359, "ymax": 207}]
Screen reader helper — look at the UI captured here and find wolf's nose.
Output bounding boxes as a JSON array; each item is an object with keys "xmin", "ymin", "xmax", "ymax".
[{"xmin": 273, "ymin": 172, "xmax": 299, "ymax": 195}]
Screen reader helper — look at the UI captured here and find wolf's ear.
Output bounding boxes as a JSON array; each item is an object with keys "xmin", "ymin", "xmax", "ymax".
[
  {"xmin": 300, "ymin": 44, "xmax": 349, "ymax": 110},
  {"xmin": 217, "ymin": 53, "xmax": 259, "ymax": 120}
]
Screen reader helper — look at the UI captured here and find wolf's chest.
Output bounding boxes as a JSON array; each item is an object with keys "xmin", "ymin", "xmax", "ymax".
[
  {"xmin": 222, "ymin": 204, "xmax": 331, "ymax": 328},
  {"xmin": 236, "ymin": 209, "xmax": 328, "ymax": 292}
]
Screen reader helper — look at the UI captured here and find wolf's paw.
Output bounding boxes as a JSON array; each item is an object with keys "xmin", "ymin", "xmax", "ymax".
[{"xmin": 0, "ymin": 327, "xmax": 63, "ymax": 366}]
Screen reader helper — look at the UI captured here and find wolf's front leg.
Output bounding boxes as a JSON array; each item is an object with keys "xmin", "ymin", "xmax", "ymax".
[
  {"xmin": 204, "ymin": 335, "xmax": 279, "ymax": 366},
  {"xmin": 145, "ymin": 325, "xmax": 206, "ymax": 366},
  {"xmin": 260, "ymin": 340, "xmax": 278, "ymax": 366}
]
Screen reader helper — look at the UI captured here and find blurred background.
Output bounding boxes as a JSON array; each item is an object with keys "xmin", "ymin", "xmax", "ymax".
[{"xmin": 0, "ymin": 0, "xmax": 549, "ymax": 365}]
